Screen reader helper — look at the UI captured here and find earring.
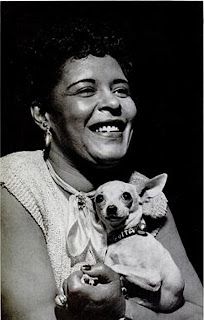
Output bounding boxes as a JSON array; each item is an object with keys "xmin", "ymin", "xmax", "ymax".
[
  {"xmin": 42, "ymin": 121, "xmax": 52, "ymax": 149},
  {"xmin": 45, "ymin": 127, "xmax": 52, "ymax": 148}
]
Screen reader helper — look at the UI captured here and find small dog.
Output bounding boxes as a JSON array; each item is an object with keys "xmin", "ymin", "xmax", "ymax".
[{"xmin": 94, "ymin": 174, "xmax": 184, "ymax": 312}]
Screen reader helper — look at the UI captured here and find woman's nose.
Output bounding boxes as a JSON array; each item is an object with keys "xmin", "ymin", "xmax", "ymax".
[{"xmin": 98, "ymin": 90, "xmax": 121, "ymax": 115}]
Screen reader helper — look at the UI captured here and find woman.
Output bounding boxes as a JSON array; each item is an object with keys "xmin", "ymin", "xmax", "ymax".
[{"xmin": 1, "ymin": 19, "xmax": 202, "ymax": 320}]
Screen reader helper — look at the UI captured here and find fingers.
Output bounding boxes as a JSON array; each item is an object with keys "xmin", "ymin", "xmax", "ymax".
[
  {"xmin": 61, "ymin": 267, "xmax": 125, "ymax": 318},
  {"xmin": 62, "ymin": 269, "xmax": 107, "ymax": 301},
  {"xmin": 62, "ymin": 270, "xmax": 83, "ymax": 296},
  {"xmin": 81, "ymin": 263, "xmax": 120, "ymax": 283}
]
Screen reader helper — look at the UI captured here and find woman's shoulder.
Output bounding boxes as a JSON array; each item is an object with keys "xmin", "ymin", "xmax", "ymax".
[
  {"xmin": 1, "ymin": 150, "xmax": 44, "ymax": 170},
  {"xmin": 1, "ymin": 150, "xmax": 48, "ymax": 183}
]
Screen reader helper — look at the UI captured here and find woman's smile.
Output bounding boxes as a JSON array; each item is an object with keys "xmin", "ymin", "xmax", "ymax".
[
  {"xmin": 88, "ymin": 119, "xmax": 126, "ymax": 137},
  {"xmin": 50, "ymin": 55, "xmax": 137, "ymax": 165}
]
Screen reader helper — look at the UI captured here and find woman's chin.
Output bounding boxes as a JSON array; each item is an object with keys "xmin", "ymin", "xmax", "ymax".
[
  {"xmin": 82, "ymin": 126, "xmax": 133, "ymax": 166},
  {"xmin": 88, "ymin": 148, "xmax": 128, "ymax": 167}
]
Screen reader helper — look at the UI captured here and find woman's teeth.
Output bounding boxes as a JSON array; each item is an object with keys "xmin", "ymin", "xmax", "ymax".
[{"xmin": 95, "ymin": 125, "xmax": 119, "ymax": 133}]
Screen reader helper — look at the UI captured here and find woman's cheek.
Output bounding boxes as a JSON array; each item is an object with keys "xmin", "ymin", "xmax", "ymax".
[{"xmin": 123, "ymin": 99, "xmax": 137, "ymax": 120}]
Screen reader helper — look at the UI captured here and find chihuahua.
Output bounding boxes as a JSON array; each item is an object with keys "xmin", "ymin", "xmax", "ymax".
[{"xmin": 94, "ymin": 174, "xmax": 184, "ymax": 312}]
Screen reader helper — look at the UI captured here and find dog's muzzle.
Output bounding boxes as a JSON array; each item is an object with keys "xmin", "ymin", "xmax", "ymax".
[{"xmin": 106, "ymin": 205, "xmax": 118, "ymax": 216}]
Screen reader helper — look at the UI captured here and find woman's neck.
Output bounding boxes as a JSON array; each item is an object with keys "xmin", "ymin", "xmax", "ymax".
[
  {"xmin": 47, "ymin": 145, "xmax": 131, "ymax": 193},
  {"xmin": 48, "ymin": 149, "xmax": 94, "ymax": 192}
]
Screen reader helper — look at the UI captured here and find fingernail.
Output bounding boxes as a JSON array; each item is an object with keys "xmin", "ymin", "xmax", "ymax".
[{"xmin": 82, "ymin": 265, "xmax": 91, "ymax": 271}]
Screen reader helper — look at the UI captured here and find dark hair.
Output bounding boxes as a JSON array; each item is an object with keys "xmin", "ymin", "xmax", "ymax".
[{"xmin": 22, "ymin": 18, "xmax": 133, "ymax": 111}]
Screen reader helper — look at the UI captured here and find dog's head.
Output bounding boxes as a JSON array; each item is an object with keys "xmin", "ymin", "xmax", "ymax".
[
  {"xmin": 94, "ymin": 174, "xmax": 167, "ymax": 232},
  {"xmin": 94, "ymin": 181, "xmax": 140, "ymax": 232}
]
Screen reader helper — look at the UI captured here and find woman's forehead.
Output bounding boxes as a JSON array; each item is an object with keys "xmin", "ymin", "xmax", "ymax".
[{"xmin": 61, "ymin": 54, "xmax": 128, "ymax": 84}]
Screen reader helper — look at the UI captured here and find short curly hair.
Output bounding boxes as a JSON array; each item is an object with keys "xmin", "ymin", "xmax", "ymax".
[{"xmin": 23, "ymin": 18, "xmax": 133, "ymax": 111}]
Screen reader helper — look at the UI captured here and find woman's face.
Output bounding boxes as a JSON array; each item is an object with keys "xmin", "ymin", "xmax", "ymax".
[{"xmin": 50, "ymin": 55, "xmax": 137, "ymax": 166}]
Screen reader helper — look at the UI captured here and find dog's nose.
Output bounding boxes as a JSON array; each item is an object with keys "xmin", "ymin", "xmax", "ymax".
[{"xmin": 107, "ymin": 205, "xmax": 117, "ymax": 216}]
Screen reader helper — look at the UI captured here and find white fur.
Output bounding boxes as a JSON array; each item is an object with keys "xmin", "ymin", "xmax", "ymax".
[{"xmin": 94, "ymin": 176, "xmax": 184, "ymax": 312}]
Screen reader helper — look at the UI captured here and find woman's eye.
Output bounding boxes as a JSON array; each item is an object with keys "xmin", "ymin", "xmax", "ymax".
[
  {"xmin": 95, "ymin": 194, "xmax": 104, "ymax": 203},
  {"xmin": 122, "ymin": 192, "xmax": 132, "ymax": 201},
  {"xmin": 113, "ymin": 87, "xmax": 130, "ymax": 98},
  {"xmin": 77, "ymin": 87, "xmax": 96, "ymax": 97}
]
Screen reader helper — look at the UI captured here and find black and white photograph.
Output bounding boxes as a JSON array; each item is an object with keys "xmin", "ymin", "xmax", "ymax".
[{"xmin": 1, "ymin": 2, "xmax": 203, "ymax": 319}]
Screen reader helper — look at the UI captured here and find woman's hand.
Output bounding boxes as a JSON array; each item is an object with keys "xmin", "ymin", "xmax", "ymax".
[{"xmin": 62, "ymin": 263, "xmax": 126, "ymax": 320}]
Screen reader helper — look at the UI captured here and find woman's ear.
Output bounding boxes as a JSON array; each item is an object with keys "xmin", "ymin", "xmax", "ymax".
[{"xmin": 30, "ymin": 106, "xmax": 51, "ymax": 131}]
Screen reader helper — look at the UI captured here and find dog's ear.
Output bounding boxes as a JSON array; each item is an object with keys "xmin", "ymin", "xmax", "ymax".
[{"xmin": 140, "ymin": 173, "xmax": 167, "ymax": 203}]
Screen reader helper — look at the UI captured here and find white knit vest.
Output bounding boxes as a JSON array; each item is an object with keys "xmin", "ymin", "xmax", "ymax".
[{"xmin": 1, "ymin": 150, "xmax": 167, "ymax": 288}]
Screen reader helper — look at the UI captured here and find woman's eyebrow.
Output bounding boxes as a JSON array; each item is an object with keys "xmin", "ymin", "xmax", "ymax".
[
  {"xmin": 66, "ymin": 79, "xmax": 95, "ymax": 90},
  {"xmin": 66, "ymin": 78, "xmax": 129, "ymax": 91},
  {"xmin": 112, "ymin": 79, "xmax": 129, "ymax": 85}
]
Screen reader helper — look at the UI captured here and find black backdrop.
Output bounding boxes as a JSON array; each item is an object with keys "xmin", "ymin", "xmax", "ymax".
[{"xmin": 1, "ymin": 2, "xmax": 203, "ymax": 282}]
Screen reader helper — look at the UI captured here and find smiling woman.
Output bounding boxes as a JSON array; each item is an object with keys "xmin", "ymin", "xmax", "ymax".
[
  {"xmin": 40, "ymin": 55, "xmax": 136, "ymax": 167},
  {"xmin": 1, "ymin": 6, "xmax": 203, "ymax": 320},
  {"xmin": 27, "ymin": 20, "xmax": 136, "ymax": 171}
]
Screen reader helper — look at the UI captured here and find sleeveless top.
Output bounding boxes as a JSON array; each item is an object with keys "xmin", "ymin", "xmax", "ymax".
[{"xmin": 0, "ymin": 150, "xmax": 167, "ymax": 288}]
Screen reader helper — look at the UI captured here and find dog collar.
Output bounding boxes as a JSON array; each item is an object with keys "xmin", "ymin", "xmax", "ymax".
[{"xmin": 107, "ymin": 225, "xmax": 147, "ymax": 245}]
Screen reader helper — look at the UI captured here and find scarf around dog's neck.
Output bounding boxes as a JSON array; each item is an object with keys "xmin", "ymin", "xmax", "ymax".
[
  {"xmin": 46, "ymin": 160, "xmax": 168, "ymax": 263},
  {"xmin": 46, "ymin": 160, "xmax": 107, "ymax": 265}
]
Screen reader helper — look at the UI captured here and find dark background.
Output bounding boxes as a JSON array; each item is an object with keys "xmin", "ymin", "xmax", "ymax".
[{"xmin": 1, "ymin": 2, "xmax": 203, "ymax": 282}]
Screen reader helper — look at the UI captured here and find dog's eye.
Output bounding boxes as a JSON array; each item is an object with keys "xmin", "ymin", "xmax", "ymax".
[
  {"xmin": 122, "ymin": 192, "xmax": 132, "ymax": 201},
  {"xmin": 95, "ymin": 194, "xmax": 104, "ymax": 203}
]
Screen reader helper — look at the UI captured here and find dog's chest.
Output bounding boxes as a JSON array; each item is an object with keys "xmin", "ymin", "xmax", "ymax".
[{"xmin": 105, "ymin": 233, "xmax": 165, "ymax": 270}]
